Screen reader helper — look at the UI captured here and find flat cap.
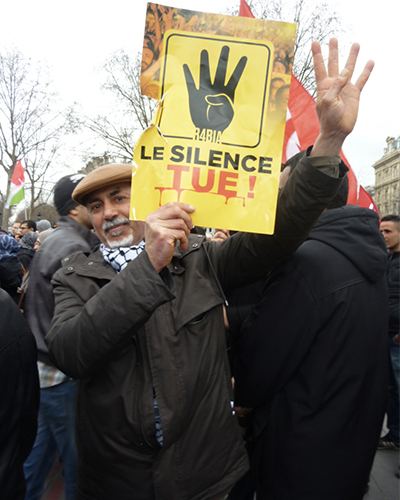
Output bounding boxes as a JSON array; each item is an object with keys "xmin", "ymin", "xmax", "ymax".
[{"xmin": 72, "ymin": 164, "xmax": 132, "ymax": 205}]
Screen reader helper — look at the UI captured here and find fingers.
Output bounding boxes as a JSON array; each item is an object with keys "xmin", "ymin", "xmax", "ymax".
[
  {"xmin": 313, "ymin": 38, "xmax": 373, "ymax": 95},
  {"xmin": 316, "ymin": 38, "xmax": 357, "ymax": 81},
  {"xmin": 312, "ymin": 40, "xmax": 326, "ymax": 86},
  {"xmin": 183, "ymin": 64, "xmax": 196, "ymax": 91},
  {"xmin": 205, "ymin": 94, "xmax": 227, "ymax": 107},
  {"xmin": 154, "ymin": 202, "xmax": 195, "ymax": 231},
  {"xmin": 355, "ymin": 59, "xmax": 374, "ymax": 92},
  {"xmin": 343, "ymin": 42, "xmax": 360, "ymax": 81},
  {"xmin": 146, "ymin": 202, "xmax": 195, "ymax": 249},
  {"xmin": 145, "ymin": 203, "xmax": 195, "ymax": 270},
  {"xmin": 199, "ymin": 50, "xmax": 211, "ymax": 90},
  {"xmin": 226, "ymin": 55, "xmax": 248, "ymax": 97},
  {"xmin": 214, "ymin": 46, "xmax": 229, "ymax": 90},
  {"xmin": 323, "ymin": 67, "xmax": 351, "ymax": 102},
  {"xmin": 234, "ymin": 406, "xmax": 253, "ymax": 418},
  {"xmin": 327, "ymin": 37, "xmax": 339, "ymax": 78}
]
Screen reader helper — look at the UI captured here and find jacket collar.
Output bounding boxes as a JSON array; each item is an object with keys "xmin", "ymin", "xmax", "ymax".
[
  {"xmin": 63, "ymin": 247, "xmax": 116, "ymax": 280},
  {"xmin": 64, "ymin": 234, "xmax": 207, "ymax": 280},
  {"xmin": 172, "ymin": 233, "xmax": 206, "ymax": 259}
]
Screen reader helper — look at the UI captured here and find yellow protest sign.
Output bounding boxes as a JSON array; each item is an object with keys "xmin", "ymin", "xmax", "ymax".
[{"xmin": 132, "ymin": 5, "xmax": 296, "ymax": 234}]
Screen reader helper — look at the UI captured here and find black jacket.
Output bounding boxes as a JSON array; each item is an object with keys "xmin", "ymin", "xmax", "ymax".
[
  {"xmin": 387, "ymin": 250, "xmax": 399, "ymax": 336},
  {"xmin": 233, "ymin": 205, "xmax": 389, "ymax": 500},
  {"xmin": 0, "ymin": 255, "xmax": 23, "ymax": 304},
  {"xmin": 0, "ymin": 289, "xmax": 39, "ymax": 500},
  {"xmin": 17, "ymin": 247, "xmax": 35, "ymax": 271},
  {"xmin": 25, "ymin": 216, "xmax": 99, "ymax": 365}
]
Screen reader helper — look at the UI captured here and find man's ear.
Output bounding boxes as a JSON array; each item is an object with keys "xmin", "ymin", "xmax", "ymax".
[{"xmin": 68, "ymin": 206, "xmax": 79, "ymax": 217}]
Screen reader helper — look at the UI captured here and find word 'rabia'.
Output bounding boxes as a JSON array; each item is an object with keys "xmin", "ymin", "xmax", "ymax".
[{"xmin": 193, "ymin": 128, "xmax": 222, "ymax": 143}]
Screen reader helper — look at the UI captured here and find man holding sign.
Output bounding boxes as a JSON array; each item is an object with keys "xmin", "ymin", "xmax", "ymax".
[{"xmin": 45, "ymin": 39, "xmax": 373, "ymax": 500}]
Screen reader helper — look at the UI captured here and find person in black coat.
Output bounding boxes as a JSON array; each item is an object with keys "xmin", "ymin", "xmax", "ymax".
[
  {"xmin": 0, "ymin": 288, "xmax": 39, "ymax": 500},
  {"xmin": 0, "ymin": 234, "xmax": 23, "ymax": 304},
  {"xmin": 17, "ymin": 232, "xmax": 38, "ymax": 271},
  {"xmin": 232, "ymin": 166, "xmax": 389, "ymax": 500},
  {"xmin": 378, "ymin": 215, "xmax": 400, "ymax": 450}
]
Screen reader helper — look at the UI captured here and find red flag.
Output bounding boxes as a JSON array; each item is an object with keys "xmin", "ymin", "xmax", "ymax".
[
  {"xmin": 5, "ymin": 159, "xmax": 25, "ymax": 209},
  {"xmin": 11, "ymin": 159, "xmax": 25, "ymax": 187},
  {"xmin": 358, "ymin": 185, "xmax": 380, "ymax": 216},
  {"xmin": 239, "ymin": 0, "xmax": 254, "ymax": 18},
  {"xmin": 237, "ymin": 0, "xmax": 373, "ymax": 208}
]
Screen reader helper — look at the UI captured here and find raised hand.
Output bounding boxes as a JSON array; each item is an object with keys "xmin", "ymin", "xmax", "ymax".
[
  {"xmin": 311, "ymin": 38, "xmax": 374, "ymax": 157},
  {"xmin": 183, "ymin": 46, "xmax": 247, "ymax": 133},
  {"xmin": 145, "ymin": 202, "xmax": 195, "ymax": 273}
]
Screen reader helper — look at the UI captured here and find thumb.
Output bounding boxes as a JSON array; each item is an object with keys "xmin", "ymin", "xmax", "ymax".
[
  {"xmin": 205, "ymin": 93, "xmax": 231, "ymax": 107},
  {"xmin": 326, "ymin": 68, "xmax": 351, "ymax": 100}
]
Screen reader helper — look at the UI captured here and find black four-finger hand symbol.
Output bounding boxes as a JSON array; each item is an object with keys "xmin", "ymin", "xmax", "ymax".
[{"xmin": 183, "ymin": 46, "xmax": 247, "ymax": 133}]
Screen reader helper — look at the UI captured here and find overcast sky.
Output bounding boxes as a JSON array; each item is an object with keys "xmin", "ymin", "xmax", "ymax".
[{"xmin": 1, "ymin": 0, "xmax": 399, "ymax": 186}]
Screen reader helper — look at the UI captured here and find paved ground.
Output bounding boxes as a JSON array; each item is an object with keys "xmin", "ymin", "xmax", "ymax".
[
  {"xmin": 365, "ymin": 448, "xmax": 399, "ymax": 500},
  {"xmin": 364, "ymin": 420, "xmax": 400, "ymax": 500}
]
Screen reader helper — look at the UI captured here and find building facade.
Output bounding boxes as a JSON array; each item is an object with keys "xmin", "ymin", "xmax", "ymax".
[{"xmin": 373, "ymin": 136, "xmax": 400, "ymax": 216}]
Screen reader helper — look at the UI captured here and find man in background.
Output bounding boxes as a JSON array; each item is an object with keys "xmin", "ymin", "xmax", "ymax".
[
  {"xmin": 379, "ymin": 215, "xmax": 400, "ymax": 450},
  {"xmin": 11, "ymin": 220, "xmax": 22, "ymax": 238},
  {"xmin": 36, "ymin": 219, "xmax": 51, "ymax": 233},
  {"xmin": 23, "ymin": 174, "xmax": 99, "ymax": 500},
  {"xmin": 19, "ymin": 220, "xmax": 37, "ymax": 237},
  {"xmin": 232, "ymin": 164, "xmax": 389, "ymax": 499}
]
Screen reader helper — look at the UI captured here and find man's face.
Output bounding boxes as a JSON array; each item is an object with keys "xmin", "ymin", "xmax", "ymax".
[
  {"xmin": 273, "ymin": 60, "xmax": 286, "ymax": 74},
  {"xmin": 380, "ymin": 221, "xmax": 400, "ymax": 254},
  {"xmin": 19, "ymin": 223, "xmax": 33, "ymax": 236},
  {"xmin": 275, "ymin": 87, "xmax": 290, "ymax": 112},
  {"xmin": 86, "ymin": 183, "xmax": 145, "ymax": 249},
  {"xmin": 141, "ymin": 47, "xmax": 154, "ymax": 71},
  {"xmin": 34, "ymin": 237, "xmax": 41, "ymax": 251},
  {"xmin": 270, "ymin": 79, "xmax": 284, "ymax": 101},
  {"xmin": 12, "ymin": 222, "xmax": 21, "ymax": 236}
]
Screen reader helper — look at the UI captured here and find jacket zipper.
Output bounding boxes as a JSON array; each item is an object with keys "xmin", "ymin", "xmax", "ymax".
[{"xmin": 133, "ymin": 334, "xmax": 156, "ymax": 449}]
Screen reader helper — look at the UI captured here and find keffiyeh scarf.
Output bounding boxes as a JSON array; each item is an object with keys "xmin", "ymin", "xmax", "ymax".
[
  {"xmin": 100, "ymin": 238, "xmax": 164, "ymax": 445},
  {"xmin": 100, "ymin": 240, "xmax": 145, "ymax": 274}
]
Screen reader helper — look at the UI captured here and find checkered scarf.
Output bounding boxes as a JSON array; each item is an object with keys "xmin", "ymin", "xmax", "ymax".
[
  {"xmin": 100, "ymin": 238, "xmax": 163, "ymax": 445},
  {"xmin": 100, "ymin": 240, "xmax": 145, "ymax": 274}
]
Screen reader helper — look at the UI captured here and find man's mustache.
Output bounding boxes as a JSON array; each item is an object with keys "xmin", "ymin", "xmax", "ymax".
[{"xmin": 102, "ymin": 218, "xmax": 130, "ymax": 233}]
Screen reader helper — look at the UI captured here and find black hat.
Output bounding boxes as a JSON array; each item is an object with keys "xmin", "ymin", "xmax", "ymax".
[{"xmin": 54, "ymin": 174, "xmax": 86, "ymax": 216}]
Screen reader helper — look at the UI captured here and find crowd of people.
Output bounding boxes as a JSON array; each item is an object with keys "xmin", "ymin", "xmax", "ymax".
[
  {"xmin": 0, "ymin": 219, "xmax": 52, "ymax": 305},
  {"xmin": 0, "ymin": 37, "xmax": 399, "ymax": 500}
]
